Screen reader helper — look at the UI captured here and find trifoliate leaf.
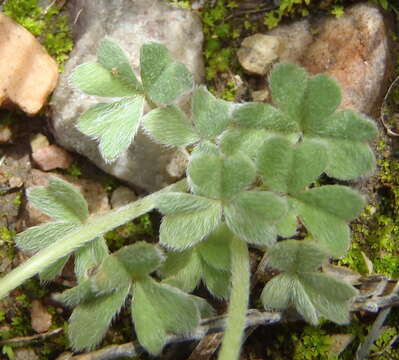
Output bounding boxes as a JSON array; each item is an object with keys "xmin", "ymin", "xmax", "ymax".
[
  {"xmin": 224, "ymin": 191, "xmax": 287, "ymax": 246},
  {"xmin": 132, "ymin": 278, "xmax": 200, "ymax": 355},
  {"xmin": 140, "ymin": 42, "xmax": 193, "ymax": 105},
  {"xmin": 302, "ymin": 74, "xmax": 341, "ymax": 132},
  {"xmin": 187, "ymin": 152, "xmax": 256, "ymax": 200},
  {"xmin": 16, "ymin": 222, "xmax": 79, "ymax": 252},
  {"xmin": 91, "ymin": 255, "xmax": 131, "ymax": 295},
  {"xmin": 192, "ymin": 87, "xmax": 231, "ymax": 139},
  {"xmin": 71, "ymin": 62, "xmax": 138, "ymax": 97},
  {"xmin": 157, "ymin": 193, "xmax": 222, "ymax": 250},
  {"xmin": 192, "ymin": 141, "xmax": 219, "ymax": 156},
  {"xmin": 269, "ymin": 63, "xmax": 308, "ymax": 122},
  {"xmin": 68, "ymin": 286, "xmax": 130, "ymax": 351},
  {"xmin": 257, "ymin": 136, "xmax": 328, "ymax": 194},
  {"xmin": 267, "ymin": 240, "xmax": 329, "ymax": 273},
  {"xmin": 28, "ymin": 177, "xmax": 89, "ymax": 223},
  {"xmin": 40, "ymin": 256, "xmax": 69, "ymax": 282},
  {"xmin": 77, "ymin": 96, "xmax": 145, "ymax": 162},
  {"xmin": 114, "ymin": 242, "xmax": 164, "ymax": 278},
  {"xmin": 197, "ymin": 223, "xmax": 231, "ymax": 271},
  {"xmin": 54, "ymin": 280, "xmax": 94, "ymax": 307},
  {"xmin": 232, "ymin": 102, "xmax": 298, "ymax": 132},
  {"xmin": 190, "ymin": 295, "xmax": 216, "ymax": 318},
  {"xmin": 143, "ymin": 105, "xmax": 199, "ymax": 146},
  {"xmin": 97, "ymin": 38, "xmax": 142, "ymax": 92},
  {"xmin": 219, "ymin": 128, "xmax": 267, "ymax": 158},
  {"xmin": 75, "ymin": 237, "xmax": 108, "ymax": 283}
]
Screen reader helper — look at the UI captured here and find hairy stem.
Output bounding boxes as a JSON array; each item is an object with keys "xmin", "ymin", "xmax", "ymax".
[
  {"xmin": 218, "ymin": 237, "xmax": 250, "ymax": 360},
  {"xmin": 0, "ymin": 179, "xmax": 187, "ymax": 300}
]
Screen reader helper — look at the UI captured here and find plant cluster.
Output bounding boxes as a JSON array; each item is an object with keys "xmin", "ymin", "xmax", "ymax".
[{"xmin": 0, "ymin": 39, "xmax": 378, "ymax": 359}]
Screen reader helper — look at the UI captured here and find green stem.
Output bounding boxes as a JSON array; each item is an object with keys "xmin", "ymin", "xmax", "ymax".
[
  {"xmin": 218, "ymin": 237, "xmax": 250, "ymax": 360},
  {"xmin": 0, "ymin": 179, "xmax": 187, "ymax": 300}
]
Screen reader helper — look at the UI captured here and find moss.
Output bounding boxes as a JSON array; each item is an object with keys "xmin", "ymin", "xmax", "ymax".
[{"xmin": 3, "ymin": 0, "xmax": 73, "ymax": 69}]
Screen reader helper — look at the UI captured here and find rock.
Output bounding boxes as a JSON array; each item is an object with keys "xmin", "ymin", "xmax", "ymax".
[
  {"xmin": 0, "ymin": 125, "xmax": 12, "ymax": 144},
  {"xmin": 267, "ymin": 3, "xmax": 391, "ymax": 115},
  {"xmin": 30, "ymin": 133, "xmax": 50, "ymax": 153},
  {"xmin": 237, "ymin": 34, "xmax": 284, "ymax": 75},
  {"xmin": 14, "ymin": 348, "xmax": 39, "ymax": 360},
  {"xmin": 111, "ymin": 186, "xmax": 137, "ymax": 209},
  {"xmin": 32, "ymin": 144, "xmax": 73, "ymax": 171},
  {"xmin": 0, "ymin": 14, "xmax": 58, "ymax": 115},
  {"xmin": 251, "ymin": 88, "xmax": 270, "ymax": 102},
  {"xmin": 24, "ymin": 169, "xmax": 110, "ymax": 226},
  {"xmin": 30, "ymin": 299, "xmax": 52, "ymax": 333},
  {"xmin": 328, "ymin": 334, "xmax": 355, "ymax": 357},
  {"xmin": 51, "ymin": 0, "xmax": 204, "ymax": 193}
]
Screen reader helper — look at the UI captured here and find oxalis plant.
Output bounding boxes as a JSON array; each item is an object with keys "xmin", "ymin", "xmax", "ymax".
[{"xmin": 0, "ymin": 38, "xmax": 378, "ymax": 359}]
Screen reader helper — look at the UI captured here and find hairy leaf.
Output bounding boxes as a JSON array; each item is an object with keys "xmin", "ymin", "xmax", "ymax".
[
  {"xmin": 71, "ymin": 62, "xmax": 138, "ymax": 97},
  {"xmin": 40, "ymin": 256, "xmax": 69, "ymax": 282},
  {"xmin": 68, "ymin": 286, "xmax": 129, "ymax": 351},
  {"xmin": 143, "ymin": 105, "xmax": 199, "ymax": 146},
  {"xmin": 257, "ymin": 136, "xmax": 328, "ymax": 194},
  {"xmin": 261, "ymin": 273, "xmax": 293, "ymax": 310},
  {"xmin": 28, "ymin": 177, "xmax": 89, "ymax": 223},
  {"xmin": 54, "ymin": 280, "xmax": 94, "ymax": 307},
  {"xmin": 232, "ymin": 102, "xmax": 297, "ymax": 132},
  {"xmin": 188, "ymin": 152, "xmax": 256, "ymax": 200},
  {"xmin": 140, "ymin": 42, "xmax": 193, "ymax": 105},
  {"xmin": 75, "ymin": 237, "xmax": 108, "ymax": 283},
  {"xmin": 202, "ymin": 262, "xmax": 230, "ymax": 299},
  {"xmin": 114, "ymin": 242, "xmax": 164, "ymax": 278},
  {"xmin": 97, "ymin": 38, "xmax": 142, "ymax": 92},
  {"xmin": 77, "ymin": 96, "xmax": 145, "ymax": 162},
  {"xmin": 132, "ymin": 278, "xmax": 200, "ymax": 355},
  {"xmin": 269, "ymin": 63, "xmax": 308, "ymax": 122},
  {"xmin": 224, "ymin": 191, "xmax": 287, "ymax": 246},
  {"xmin": 220, "ymin": 128, "xmax": 267, "ymax": 158},
  {"xmin": 192, "ymin": 87, "xmax": 231, "ymax": 138},
  {"xmin": 157, "ymin": 193, "xmax": 222, "ymax": 250},
  {"xmin": 16, "ymin": 222, "xmax": 79, "ymax": 252}
]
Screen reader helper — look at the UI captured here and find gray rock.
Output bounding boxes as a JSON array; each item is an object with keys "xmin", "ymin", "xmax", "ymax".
[
  {"xmin": 51, "ymin": 0, "xmax": 204, "ymax": 192},
  {"xmin": 237, "ymin": 34, "xmax": 284, "ymax": 75},
  {"xmin": 111, "ymin": 186, "xmax": 138, "ymax": 209},
  {"xmin": 267, "ymin": 3, "xmax": 391, "ymax": 115}
]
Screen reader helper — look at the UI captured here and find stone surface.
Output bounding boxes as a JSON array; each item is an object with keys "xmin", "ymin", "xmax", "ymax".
[
  {"xmin": 0, "ymin": 14, "xmax": 58, "ymax": 115},
  {"xmin": 14, "ymin": 348, "xmax": 39, "ymax": 360},
  {"xmin": 328, "ymin": 334, "xmax": 355, "ymax": 357},
  {"xmin": 30, "ymin": 133, "xmax": 50, "ymax": 153},
  {"xmin": 51, "ymin": 0, "xmax": 204, "ymax": 193},
  {"xmin": 24, "ymin": 169, "xmax": 110, "ymax": 226},
  {"xmin": 111, "ymin": 186, "xmax": 137, "ymax": 209},
  {"xmin": 32, "ymin": 144, "xmax": 73, "ymax": 171},
  {"xmin": 30, "ymin": 299, "xmax": 52, "ymax": 333},
  {"xmin": 237, "ymin": 34, "xmax": 284, "ymax": 75},
  {"xmin": 0, "ymin": 125, "xmax": 12, "ymax": 144},
  {"xmin": 251, "ymin": 88, "xmax": 270, "ymax": 102},
  {"xmin": 267, "ymin": 3, "xmax": 391, "ymax": 115}
]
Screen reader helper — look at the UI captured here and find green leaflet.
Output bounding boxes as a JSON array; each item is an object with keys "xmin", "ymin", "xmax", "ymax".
[
  {"xmin": 53, "ymin": 280, "xmax": 94, "ymax": 308},
  {"xmin": 187, "ymin": 152, "xmax": 256, "ymax": 200},
  {"xmin": 257, "ymin": 136, "xmax": 328, "ymax": 194},
  {"xmin": 140, "ymin": 42, "xmax": 193, "ymax": 105},
  {"xmin": 68, "ymin": 286, "xmax": 130, "ymax": 351},
  {"xmin": 232, "ymin": 102, "xmax": 298, "ymax": 133},
  {"xmin": 16, "ymin": 222, "xmax": 79, "ymax": 252},
  {"xmin": 192, "ymin": 86, "xmax": 231, "ymax": 139},
  {"xmin": 224, "ymin": 191, "xmax": 287, "ymax": 246},
  {"xmin": 114, "ymin": 242, "xmax": 165, "ymax": 279},
  {"xmin": 143, "ymin": 105, "xmax": 199, "ymax": 146},
  {"xmin": 219, "ymin": 128, "xmax": 267, "ymax": 158},
  {"xmin": 28, "ymin": 177, "xmax": 89, "ymax": 223},
  {"xmin": 202, "ymin": 262, "xmax": 230, "ymax": 299},
  {"xmin": 131, "ymin": 277, "xmax": 200, "ymax": 355},
  {"xmin": 71, "ymin": 62, "xmax": 139, "ymax": 97},
  {"xmin": 261, "ymin": 240, "xmax": 358, "ymax": 325},
  {"xmin": 77, "ymin": 96, "xmax": 145, "ymax": 162},
  {"xmin": 97, "ymin": 38, "xmax": 143, "ymax": 93},
  {"xmin": 40, "ymin": 256, "xmax": 69, "ymax": 282},
  {"xmin": 75, "ymin": 237, "xmax": 109, "ymax": 283},
  {"xmin": 157, "ymin": 193, "xmax": 223, "ymax": 250},
  {"xmin": 269, "ymin": 63, "xmax": 308, "ymax": 122}
]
